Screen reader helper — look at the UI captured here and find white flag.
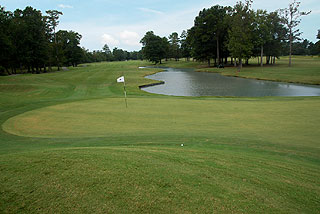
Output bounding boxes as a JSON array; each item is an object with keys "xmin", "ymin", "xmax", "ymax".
[{"xmin": 117, "ymin": 76, "xmax": 125, "ymax": 83}]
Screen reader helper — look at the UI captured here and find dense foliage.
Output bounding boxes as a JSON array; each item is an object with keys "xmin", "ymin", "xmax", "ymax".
[
  {"xmin": 1, "ymin": 1, "xmax": 318, "ymax": 74},
  {"xmin": 140, "ymin": 0, "xmax": 317, "ymax": 68},
  {"xmin": 140, "ymin": 31, "xmax": 168, "ymax": 64},
  {"xmin": 82, "ymin": 46, "xmax": 143, "ymax": 64},
  {"xmin": 0, "ymin": 6, "xmax": 142, "ymax": 75},
  {"xmin": 0, "ymin": 6, "xmax": 84, "ymax": 75}
]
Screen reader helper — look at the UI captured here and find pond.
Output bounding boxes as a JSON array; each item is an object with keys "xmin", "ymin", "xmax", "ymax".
[{"xmin": 141, "ymin": 67, "xmax": 320, "ymax": 97}]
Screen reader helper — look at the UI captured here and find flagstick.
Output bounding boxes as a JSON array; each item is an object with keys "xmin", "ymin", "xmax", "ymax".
[
  {"xmin": 117, "ymin": 75, "xmax": 128, "ymax": 108},
  {"xmin": 123, "ymin": 80, "xmax": 128, "ymax": 108}
]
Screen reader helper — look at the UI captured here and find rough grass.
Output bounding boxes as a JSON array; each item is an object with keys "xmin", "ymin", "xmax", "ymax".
[
  {"xmin": 1, "ymin": 146, "xmax": 319, "ymax": 213},
  {"xmin": 197, "ymin": 56, "xmax": 320, "ymax": 85},
  {"xmin": 0, "ymin": 58, "xmax": 320, "ymax": 213},
  {"xmin": 160, "ymin": 56, "xmax": 320, "ymax": 84}
]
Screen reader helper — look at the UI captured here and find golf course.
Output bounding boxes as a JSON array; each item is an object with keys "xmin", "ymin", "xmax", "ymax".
[{"xmin": 0, "ymin": 56, "xmax": 320, "ymax": 213}]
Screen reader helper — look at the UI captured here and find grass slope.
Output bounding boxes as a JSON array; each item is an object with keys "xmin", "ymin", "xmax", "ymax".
[
  {"xmin": 0, "ymin": 58, "xmax": 320, "ymax": 213},
  {"xmin": 165, "ymin": 56, "xmax": 320, "ymax": 85}
]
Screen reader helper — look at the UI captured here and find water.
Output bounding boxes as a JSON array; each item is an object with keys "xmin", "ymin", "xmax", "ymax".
[{"xmin": 141, "ymin": 67, "xmax": 320, "ymax": 97}]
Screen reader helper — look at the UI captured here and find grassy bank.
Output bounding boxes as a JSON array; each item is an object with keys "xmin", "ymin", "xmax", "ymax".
[
  {"xmin": 161, "ymin": 56, "xmax": 320, "ymax": 85},
  {"xmin": 0, "ymin": 59, "xmax": 319, "ymax": 213}
]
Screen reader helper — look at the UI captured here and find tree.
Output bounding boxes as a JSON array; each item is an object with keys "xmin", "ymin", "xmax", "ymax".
[
  {"xmin": 227, "ymin": 0, "xmax": 254, "ymax": 71},
  {"xmin": 81, "ymin": 48, "xmax": 93, "ymax": 63},
  {"xmin": 22, "ymin": 6, "xmax": 49, "ymax": 73},
  {"xmin": 140, "ymin": 31, "xmax": 167, "ymax": 64},
  {"xmin": 189, "ymin": 8, "xmax": 217, "ymax": 66},
  {"xmin": 307, "ymin": 42, "xmax": 319, "ymax": 56},
  {"xmin": 187, "ymin": 5, "xmax": 232, "ymax": 66},
  {"xmin": 102, "ymin": 44, "xmax": 113, "ymax": 61},
  {"xmin": 279, "ymin": 0, "xmax": 311, "ymax": 66},
  {"xmin": 168, "ymin": 32, "xmax": 181, "ymax": 61},
  {"xmin": 316, "ymin": 30, "xmax": 320, "ymax": 55},
  {"xmin": 56, "ymin": 30, "xmax": 83, "ymax": 67},
  {"xmin": 0, "ymin": 7, "xmax": 13, "ymax": 74},
  {"xmin": 253, "ymin": 9, "xmax": 272, "ymax": 67},
  {"xmin": 264, "ymin": 11, "xmax": 287, "ymax": 64},
  {"xmin": 180, "ymin": 30, "xmax": 192, "ymax": 61},
  {"xmin": 292, "ymin": 39, "xmax": 310, "ymax": 55},
  {"xmin": 210, "ymin": 5, "xmax": 229, "ymax": 66},
  {"xmin": 113, "ymin": 48, "xmax": 126, "ymax": 61},
  {"xmin": 46, "ymin": 10, "xmax": 63, "ymax": 70},
  {"xmin": 0, "ymin": 6, "xmax": 87, "ymax": 74},
  {"xmin": 129, "ymin": 51, "xmax": 139, "ymax": 60},
  {"xmin": 11, "ymin": 9, "xmax": 29, "ymax": 73},
  {"xmin": 161, "ymin": 37, "xmax": 170, "ymax": 61},
  {"xmin": 1, "ymin": 6, "xmax": 52, "ymax": 74}
]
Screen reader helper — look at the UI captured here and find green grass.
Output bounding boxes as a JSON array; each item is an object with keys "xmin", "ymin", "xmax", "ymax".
[
  {"xmin": 194, "ymin": 56, "xmax": 320, "ymax": 85},
  {"xmin": 0, "ymin": 58, "xmax": 320, "ymax": 213}
]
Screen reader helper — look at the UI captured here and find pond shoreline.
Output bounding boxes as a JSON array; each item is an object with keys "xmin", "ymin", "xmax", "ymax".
[
  {"xmin": 142, "ymin": 65, "xmax": 320, "ymax": 86},
  {"xmin": 138, "ymin": 81, "xmax": 165, "ymax": 89},
  {"xmin": 196, "ymin": 68, "xmax": 320, "ymax": 86},
  {"xmin": 140, "ymin": 67, "xmax": 320, "ymax": 97}
]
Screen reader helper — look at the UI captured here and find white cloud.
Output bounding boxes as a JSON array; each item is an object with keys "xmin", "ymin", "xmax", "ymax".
[
  {"xmin": 58, "ymin": 0, "xmax": 319, "ymax": 51},
  {"xmin": 58, "ymin": 4, "xmax": 73, "ymax": 9},
  {"xmin": 119, "ymin": 31, "xmax": 140, "ymax": 46},
  {"xmin": 101, "ymin": 34, "xmax": 120, "ymax": 46},
  {"xmin": 138, "ymin": 8, "xmax": 164, "ymax": 15}
]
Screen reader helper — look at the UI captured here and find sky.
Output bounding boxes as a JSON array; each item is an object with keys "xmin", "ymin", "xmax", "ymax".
[{"xmin": 1, "ymin": 0, "xmax": 319, "ymax": 51}]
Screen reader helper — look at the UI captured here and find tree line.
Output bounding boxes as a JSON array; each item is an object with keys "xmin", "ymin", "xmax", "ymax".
[
  {"xmin": 82, "ymin": 45, "xmax": 143, "ymax": 63},
  {"xmin": 0, "ymin": 6, "xmax": 142, "ymax": 75},
  {"xmin": 1, "ymin": 1, "xmax": 319, "ymax": 75},
  {"xmin": 0, "ymin": 6, "xmax": 82, "ymax": 75},
  {"xmin": 140, "ymin": 0, "xmax": 319, "ymax": 70}
]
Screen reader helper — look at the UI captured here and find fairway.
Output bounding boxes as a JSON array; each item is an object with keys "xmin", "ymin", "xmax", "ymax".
[{"xmin": 1, "ymin": 60, "xmax": 320, "ymax": 213}]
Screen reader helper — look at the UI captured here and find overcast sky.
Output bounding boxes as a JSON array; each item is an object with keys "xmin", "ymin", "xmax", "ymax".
[{"xmin": 2, "ymin": 0, "xmax": 319, "ymax": 51}]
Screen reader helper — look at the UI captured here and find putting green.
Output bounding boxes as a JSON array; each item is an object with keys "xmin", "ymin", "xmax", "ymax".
[
  {"xmin": 3, "ymin": 97, "xmax": 225, "ymax": 138},
  {"xmin": 2, "ymin": 97, "xmax": 320, "ymax": 148}
]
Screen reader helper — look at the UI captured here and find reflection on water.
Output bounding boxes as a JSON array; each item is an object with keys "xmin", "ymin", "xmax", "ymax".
[{"xmin": 141, "ymin": 67, "xmax": 320, "ymax": 97}]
